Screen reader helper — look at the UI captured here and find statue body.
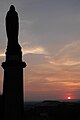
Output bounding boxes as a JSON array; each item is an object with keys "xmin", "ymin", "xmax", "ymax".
[{"xmin": 5, "ymin": 5, "xmax": 21, "ymax": 54}]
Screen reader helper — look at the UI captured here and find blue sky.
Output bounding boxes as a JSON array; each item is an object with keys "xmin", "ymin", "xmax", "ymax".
[{"xmin": 0, "ymin": 0, "xmax": 80, "ymax": 101}]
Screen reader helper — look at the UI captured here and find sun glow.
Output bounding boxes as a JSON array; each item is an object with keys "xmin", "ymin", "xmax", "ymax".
[{"xmin": 68, "ymin": 97, "xmax": 71, "ymax": 100}]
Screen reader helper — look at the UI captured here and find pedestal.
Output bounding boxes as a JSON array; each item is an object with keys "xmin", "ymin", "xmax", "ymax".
[{"xmin": 2, "ymin": 55, "xmax": 26, "ymax": 120}]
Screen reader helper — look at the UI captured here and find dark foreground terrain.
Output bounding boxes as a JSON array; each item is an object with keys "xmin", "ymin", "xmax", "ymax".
[
  {"xmin": 24, "ymin": 100, "xmax": 80, "ymax": 120},
  {"xmin": 0, "ymin": 94, "xmax": 80, "ymax": 120}
]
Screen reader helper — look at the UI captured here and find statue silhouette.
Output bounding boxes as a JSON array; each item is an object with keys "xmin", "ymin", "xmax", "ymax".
[
  {"xmin": 2, "ymin": 5, "xmax": 26, "ymax": 120},
  {"xmin": 6, "ymin": 5, "xmax": 21, "ymax": 55},
  {"xmin": 6, "ymin": 5, "xmax": 18, "ymax": 45}
]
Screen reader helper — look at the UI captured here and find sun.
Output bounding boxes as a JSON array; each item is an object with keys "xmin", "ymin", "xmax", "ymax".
[{"xmin": 68, "ymin": 97, "xmax": 71, "ymax": 100}]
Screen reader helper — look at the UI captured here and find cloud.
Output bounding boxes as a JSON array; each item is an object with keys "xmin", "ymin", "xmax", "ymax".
[
  {"xmin": 49, "ymin": 41, "xmax": 80, "ymax": 66},
  {"xmin": 0, "ymin": 52, "xmax": 4, "ymax": 57},
  {"xmin": 23, "ymin": 46, "xmax": 47, "ymax": 55}
]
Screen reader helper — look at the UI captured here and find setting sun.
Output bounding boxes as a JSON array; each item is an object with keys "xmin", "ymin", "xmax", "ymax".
[{"xmin": 68, "ymin": 97, "xmax": 71, "ymax": 100}]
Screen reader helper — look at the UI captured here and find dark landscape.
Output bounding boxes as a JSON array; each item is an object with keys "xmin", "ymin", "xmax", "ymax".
[
  {"xmin": 24, "ymin": 100, "xmax": 80, "ymax": 120},
  {"xmin": 0, "ymin": 95, "xmax": 80, "ymax": 120}
]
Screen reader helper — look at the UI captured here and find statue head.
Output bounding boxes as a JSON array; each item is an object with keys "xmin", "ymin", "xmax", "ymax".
[{"xmin": 9, "ymin": 5, "xmax": 15, "ymax": 11}]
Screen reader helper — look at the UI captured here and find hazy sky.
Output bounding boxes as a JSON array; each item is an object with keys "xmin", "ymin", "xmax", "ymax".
[{"xmin": 0, "ymin": 0, "xmax": 80, "ymax": 101}]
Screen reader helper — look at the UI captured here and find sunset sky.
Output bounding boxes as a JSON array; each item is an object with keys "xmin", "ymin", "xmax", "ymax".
[{"xmin": 0, "ymin": 0, "xmax": 80, "ymax": 101}]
